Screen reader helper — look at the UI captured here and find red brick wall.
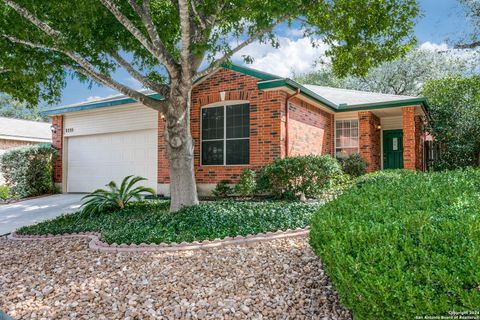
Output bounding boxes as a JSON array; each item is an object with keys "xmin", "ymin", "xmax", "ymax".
[
  {"xmin": 285, "ymin": 98, "xmax": 334, "ymax": 157},
  {"xmin": 157, "ymin": 68, "xmax": 286, "ymax": 184},
  {"xmin": 414, "ymin": 115, "xmax": 424, "ymax": 171},
  {"xmin": 0, "ymin": 139, "xmax": 34, "ymax": 150},
  {"xmin": 402, "ymin": 106, "xmax": 416, "ymax": 170},
  {"xmin": 52, "ymin": 115, "xmax": 63, "ymax": 183},
  {"xmin": 359, "ymin": 111, "xmax": 381, "ymax": 172},
  {"xmin": 157, "ymin": 113, "xmax": 169, "ymax": 183},
  {"xmin": 330, "ymin": 114, "xmax": 335, "ymax": 155}
]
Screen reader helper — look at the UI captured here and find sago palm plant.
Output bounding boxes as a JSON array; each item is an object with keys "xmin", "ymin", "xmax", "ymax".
[{"xmin": 80, "ymin": 175, "xmax": 155, "ymax": 215}]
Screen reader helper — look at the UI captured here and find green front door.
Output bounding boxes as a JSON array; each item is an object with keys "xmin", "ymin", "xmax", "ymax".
[{"xmin": 383, "ymin": 130, "xmax": 403, "ymax": 169}]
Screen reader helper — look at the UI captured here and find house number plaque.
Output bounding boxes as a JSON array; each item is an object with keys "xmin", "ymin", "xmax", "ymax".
[{"xmin": 392, "ymin": 137, "xmax": 398, "ymax": 151}]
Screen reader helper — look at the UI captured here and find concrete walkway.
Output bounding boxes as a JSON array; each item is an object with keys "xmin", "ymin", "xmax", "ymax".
[{"xmin": 0, "ymin": 194, "xmax": 83, "ymax": 235}]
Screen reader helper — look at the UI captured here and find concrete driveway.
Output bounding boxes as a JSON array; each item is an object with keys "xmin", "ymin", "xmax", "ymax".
[{"xmin": 0, "ymin": 194, "xmax": 83, "ymax": 235}]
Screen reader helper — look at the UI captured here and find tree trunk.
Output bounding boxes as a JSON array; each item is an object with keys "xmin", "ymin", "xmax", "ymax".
[{"xmin": 165, "ymin": 89, "xmax": 199, "ymax": 212}]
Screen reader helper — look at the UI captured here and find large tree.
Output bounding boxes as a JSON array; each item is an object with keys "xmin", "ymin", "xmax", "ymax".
[
  {"xmin": 422, "ymin": 76, "xmax": 480, "ymax": 170},
  {"xmin": 456, "ymin": 0, "xmax": 480, "ymax": 49},
  {"xmin": 295, "ymin": 48, "xmax": 470, "ymax": 96},
  {"xmin": 0, "ymin": 94, "xmax": 47, "ymax": 121},
  {"xmin": 0, "ymin": 0, "xmax": 419, "ymax": 211}
]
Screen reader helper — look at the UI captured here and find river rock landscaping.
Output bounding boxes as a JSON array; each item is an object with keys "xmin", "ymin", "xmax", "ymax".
[{"xmin": 0, "ymin": 235, "xmax": 351, "ymax": 319}]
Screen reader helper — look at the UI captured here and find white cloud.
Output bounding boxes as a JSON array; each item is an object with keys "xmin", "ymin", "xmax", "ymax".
[
  {"xmin": 284, "ymin": 28, "xmax": 307, "ymax": 38},
  {"xmin": 86, "ymin": 96, "xmax": 102, "ymax": 102},
  {"xmin": 419, "ymin": 41, "xmax": 449, "ymax": 52},
  {"xmin": 231, "ymin": 37, "xmax": 329, "ymax": 77}
]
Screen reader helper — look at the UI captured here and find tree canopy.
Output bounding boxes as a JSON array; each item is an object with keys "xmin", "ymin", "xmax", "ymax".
[
  {"xmin": 294, "ymin": 47, "xmax": 471, "ymax": 96},
  {"xmin": 422, "ymin": 75, "xmax": 480, "ymax": 169},
  {"xmin": 456, "ymin": 0, "xmax": 480, "ymax": 49},
  {"xmin": 0, "ymin": 94, "xmax": 47, "ymax": 120},
  {"xmin": 0, "ymin": 0, "xmax": 419, "ymax": 107}
]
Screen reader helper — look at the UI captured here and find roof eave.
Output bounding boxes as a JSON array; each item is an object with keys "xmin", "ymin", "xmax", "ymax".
[
  {"xmin": 257, "ymin": 78, "xmax": 339, "ymax": 112},
  {"xmin": 43, "ymin": 93, "xmax": 162, "ymax": 116},
  {"xmin": 337, "ymin": 97, "xmax": 430, "ymax": 115}
]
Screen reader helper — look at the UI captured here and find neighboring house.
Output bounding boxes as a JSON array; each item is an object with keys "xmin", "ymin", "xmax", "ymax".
[
  {"xmin": 45, "ymin": 64, "xmax": 428, "ymax": 195},
  {"xmin": 0, "ymin": 117, "xmax": 52, "ymax": 184}
]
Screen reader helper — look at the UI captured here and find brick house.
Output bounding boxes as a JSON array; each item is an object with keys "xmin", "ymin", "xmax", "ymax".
[
  {"xmin": 0, "ymin": 117, "xmax": 52, "ymax": 184},
  {"xmin": 45, "ymin": 65, "xmax": 428, "ymax": 195}
]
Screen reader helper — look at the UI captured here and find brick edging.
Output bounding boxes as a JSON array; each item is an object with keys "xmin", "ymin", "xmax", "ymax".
[{"xmin": 6, "ymin": 228, "xmax": 310, "ymax": 253}]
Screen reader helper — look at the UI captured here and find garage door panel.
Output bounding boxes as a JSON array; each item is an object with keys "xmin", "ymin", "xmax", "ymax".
[{"xmin": 67, "ymin": 129, "xmax": 157, "ymax": 193}]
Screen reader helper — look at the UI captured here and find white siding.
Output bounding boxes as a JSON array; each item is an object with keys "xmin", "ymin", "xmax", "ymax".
[
  {"xmin": 64, "ymin": 104, "xmax": 158, "ymax": 137},
  {"xmin": 381, "ymin": 116, "xmax": 402, "ymax": 130},
  {"xmin": 335, "ymin": 111, "xmax": 358, "ymax": 120}
]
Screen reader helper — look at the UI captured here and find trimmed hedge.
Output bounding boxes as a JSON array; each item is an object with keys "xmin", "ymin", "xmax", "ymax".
[
  {"xmin": 310, "ymin": 169, "xmax": 480, "ymax": 319},
  {"xmin": 18, "ymin": 200, "xmax": 321, "ymax": 244},
  {"xmin": 0, "ymin": 144, "xmax": 57, "ymax": 198},
  {"xmin": 257, "ymin": 155, "xmax": 344, "ymax": 199}
]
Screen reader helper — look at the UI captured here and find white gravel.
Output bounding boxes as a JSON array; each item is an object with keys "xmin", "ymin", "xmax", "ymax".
[{"xmin": 0, "ymin": 236, "xmax": 351, "ymax": 319}]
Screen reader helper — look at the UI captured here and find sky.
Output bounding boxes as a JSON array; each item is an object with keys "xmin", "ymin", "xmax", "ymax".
[{"xmin": 55, "ymin": 0, "xmax": 473, "ymax": 107}]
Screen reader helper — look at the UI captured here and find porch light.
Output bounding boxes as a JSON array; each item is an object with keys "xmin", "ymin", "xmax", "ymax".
[
  {"xmin": 375, "ymin": 124, "xmax": 382, "ymax": 131},
  {"xmin": 220, "ymin": 91, "xmax": 226, "ymax": 101},
  {"xmin": 50, "ymin": 125, "xmax": 56, "ymax": 134}
]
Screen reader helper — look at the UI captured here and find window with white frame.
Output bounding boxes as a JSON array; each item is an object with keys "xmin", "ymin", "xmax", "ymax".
[
  {"xmin": 201, "ymin": 103, "xmax": 250, "ymax": 165},
  {"xmin": 335, "ymin": 119, "xmax": 359, "ymax": 158}
]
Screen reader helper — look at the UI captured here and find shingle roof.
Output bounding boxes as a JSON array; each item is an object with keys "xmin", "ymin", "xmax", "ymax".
[
  {"xmin": 44, "ymin": 64, "xmax": 428, "ymax": 115},
  {"xmin": 0, "ymin": 117, "xmax": 51, "ymax": 142},
  {"xmin": 301, "ymin": 85, "xmax": 418, "ymax": 107}
]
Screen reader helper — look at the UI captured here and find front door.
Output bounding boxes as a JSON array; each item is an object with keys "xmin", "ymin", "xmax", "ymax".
[{"xmin": 383, "ymin": 130, "xmax": 403, "ymax": 169}]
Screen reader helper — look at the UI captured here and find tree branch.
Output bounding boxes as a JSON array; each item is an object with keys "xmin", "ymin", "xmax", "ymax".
[
  {"xmin": 193, "ymin": 14, "xmax": 291, "ymax": 80},
  {"xmin": 67, "ymin": 64, "xmax": 167, "ymax": 112},
  {"xmin": 4, "ymin": 0, "xmax": 168, "ymax": 112},
  {"xmin": 454, "ymin": 41, "xmax": 480, "ymax": 49},
  {"xmin": 190, "ymin": 0, "xmax": 206, "ymax": 29},
  {"xmin": 125, "ymin": 0, "xmax": 179, "ymax": 79},
  {"xmin": 2, "ymin": 34, "xmax": 59, "ymax": 51},
  {"xmin": 99, "ymin": 0, "xmax": 179, "ymax": 79},
  {"xmin": 178, "ymin": 0, "xmax": 192, "ymax": 80},
  {"xmin": 4, "ymin": 34, "xmax": 166, "ymax": 113},
  {"xmin": 110, "ymin": 51, "xmax": 170, "ymax": 97}
]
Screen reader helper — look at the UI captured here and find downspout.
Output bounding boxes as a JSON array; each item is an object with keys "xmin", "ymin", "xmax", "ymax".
[{"xmin": 285, "ymin": 88, "xmax": 301, "ymax": 157}]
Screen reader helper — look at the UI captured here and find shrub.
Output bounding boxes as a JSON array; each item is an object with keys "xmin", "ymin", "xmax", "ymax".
[
  {"xmin": 234, "ymin": 169, "xmax": 257, "ymax": 197},
  {"xmin": 310, "ymin": 169, "xmax": 480, "ymax": 319},
  {"xmin": 339, "ymin": 153, "xmax": 367, "ymax": 177},
  {"xmin": 212, "ymin": 180, "xmax": 233, "ymax": 198},
  {"xmin": 81, "ymin": 175, "xmax": 155, "ymax": 215},
  {"xmin": 355, "ymin": 169, "xmax": 416, "ymax": 187},
  {"xmin": 18, "ymin": 200, "xmax": 321, "ymax": 245},
  {"xmin": 0, "ymin": 144, "xmax": 57, "ymax": 198},
  {"xmin": 257, "ymin": 155, "xmax": 343, "ymax": 199},
  {"xmin": 0, "ymin": 185, "xmax": 10, "ymax": 201}
]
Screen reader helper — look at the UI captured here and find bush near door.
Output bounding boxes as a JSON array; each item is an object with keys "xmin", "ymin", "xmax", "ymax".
[
  {"xmin": 310, "ymin": 169, "xmax": 480, "ymax": 319},
  {"xmin": 0, "ymin": 144, "xmax": 57, "ymax": 198},
  {"xmin": 338, "ymin": 153, "xmax": 367, "ymax": 177}
]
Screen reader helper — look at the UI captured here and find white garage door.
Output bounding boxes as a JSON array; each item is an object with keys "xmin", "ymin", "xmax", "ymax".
[{"xmin": 67, "ymin": 129, "xmax": 157, "ymax": 193}]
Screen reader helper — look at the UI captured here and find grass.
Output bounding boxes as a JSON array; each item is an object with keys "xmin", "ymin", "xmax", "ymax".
[
  {"xmin": 18, "ymin": 200, "xmax": 321, "ymax": 244},
  {"xmin": 310, "ymin": 169, "xmax": 480, "ymax": 319}
]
